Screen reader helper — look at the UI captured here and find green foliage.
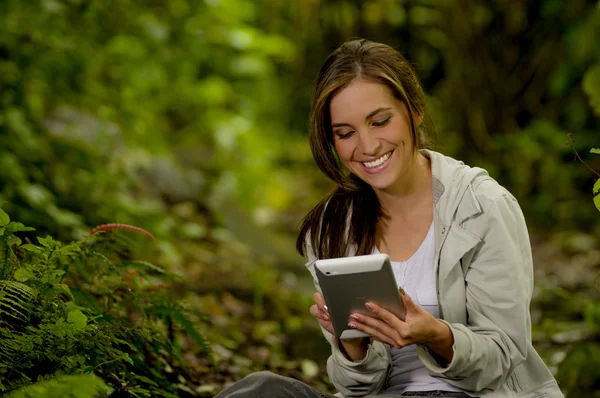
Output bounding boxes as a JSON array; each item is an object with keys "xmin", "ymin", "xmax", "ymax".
[
  {"xmin": 556, "ymin": 343, "xmax": 600, "ymax": 397},
  {"xmin": 552, "ymin": 146, "xmax": 600, "ymax": 397},
  {"xmin": 6, "ymin": 374, "xmax": 110, "ymax": 398},
  {"xmin": 0, "ymin": 0, "xmax": 309, "ymax": 251},
  {"xmin": 0, "ymin": 207, "xmax": 216, "ymax": 396},
  {"xmin": 592, "ymin": 149, "xmax": 600, "ymax": 213}
]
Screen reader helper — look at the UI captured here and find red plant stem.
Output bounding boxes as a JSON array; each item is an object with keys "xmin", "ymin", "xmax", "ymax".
[{"xmin": 86, "ymin": 223, "xmax": 157, "ymax": 245}]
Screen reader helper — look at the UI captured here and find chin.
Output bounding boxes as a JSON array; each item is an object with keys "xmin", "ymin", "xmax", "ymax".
[{"xmin": 358, "ymin": 175, "xmax": 397, "ymax": 191}]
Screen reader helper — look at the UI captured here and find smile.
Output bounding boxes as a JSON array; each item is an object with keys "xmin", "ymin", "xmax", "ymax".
[{"xmin": 362, "ymin": 151, "xmax": 392, "ymax": 169}]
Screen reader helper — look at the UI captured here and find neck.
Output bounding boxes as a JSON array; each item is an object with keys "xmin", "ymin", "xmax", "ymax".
[{"xmin": 374, "ymin": 152, "xmax": 432, "ymax": 217}]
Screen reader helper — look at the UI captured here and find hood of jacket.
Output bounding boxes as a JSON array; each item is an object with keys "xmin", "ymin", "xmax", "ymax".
[{"xmin": 423, "ymin": 149, "xmax": 489, "ymax": 227}]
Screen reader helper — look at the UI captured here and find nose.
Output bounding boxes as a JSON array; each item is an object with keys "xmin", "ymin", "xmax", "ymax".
[{"xmin": 357, "ymin": 130, "xmax": 381, "ymax": 156}]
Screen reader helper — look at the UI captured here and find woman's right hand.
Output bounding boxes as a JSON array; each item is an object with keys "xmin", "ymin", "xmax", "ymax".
[{"xmin": 310, "ymin": 292, "xmax": 335, "ymax": 335}]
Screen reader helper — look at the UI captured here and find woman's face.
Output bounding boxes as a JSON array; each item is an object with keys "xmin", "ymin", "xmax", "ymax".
[{"xmin": 329, "ymin": 78, "xmax": 417, "ymax": 193}]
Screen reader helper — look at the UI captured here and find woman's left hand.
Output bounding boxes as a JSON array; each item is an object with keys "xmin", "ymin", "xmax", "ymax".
[{"xmin": 348, "ymin": 289, "xmax": 451, "ymax": 353}]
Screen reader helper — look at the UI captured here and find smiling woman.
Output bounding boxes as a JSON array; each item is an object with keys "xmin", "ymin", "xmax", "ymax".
[
  {"xmin": 215, "ymin": 39, "xmax": 563, "ymax": 398},
  {"xmin": 330, "ymin": 79, "xmax": 425, "ymax": 195}
]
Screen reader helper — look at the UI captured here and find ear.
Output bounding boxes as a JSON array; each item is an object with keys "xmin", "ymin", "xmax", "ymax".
[{"xmin": 414, "ymin": 113, "xmax": 424, "ymax": 127}]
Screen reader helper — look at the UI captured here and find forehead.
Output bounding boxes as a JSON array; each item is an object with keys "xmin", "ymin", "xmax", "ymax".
[{"xmin": 330, "ymin": 78, "xmax": 396, "ymax": 120}]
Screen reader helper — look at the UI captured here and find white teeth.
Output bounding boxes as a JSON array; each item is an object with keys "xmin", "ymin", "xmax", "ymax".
[{"xmin": 363, "ymin": 152, "xmax": 391, "ymax": 168}]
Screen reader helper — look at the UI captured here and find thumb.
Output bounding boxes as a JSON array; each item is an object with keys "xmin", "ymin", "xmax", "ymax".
[{"xmin": 399, "ymin": 288, "xmax": 417, "ymax": 311}]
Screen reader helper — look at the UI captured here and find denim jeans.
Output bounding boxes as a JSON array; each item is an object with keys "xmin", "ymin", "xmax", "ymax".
[{"xmin": 214, "ymin": 371, "xmax": 472, "ymax": 397}]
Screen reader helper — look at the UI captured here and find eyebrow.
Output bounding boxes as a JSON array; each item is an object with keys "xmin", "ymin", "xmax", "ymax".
[{"xmin": 331, "ymin": 107, "xmax": 392, "ymax": 128}]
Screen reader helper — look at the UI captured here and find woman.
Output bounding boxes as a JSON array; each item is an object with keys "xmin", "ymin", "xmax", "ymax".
[{"xmin": 216, "ymin": 39, "xmax": 563, "ymax": 398}]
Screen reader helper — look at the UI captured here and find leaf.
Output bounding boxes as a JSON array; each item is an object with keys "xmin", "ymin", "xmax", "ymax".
[
  {"xmin": 67, "ymin": 309, "xmax": 88, "ymax": 330},
  {"xmin": 6, "ymin": 222, "xmax": 35, "ymax": 233},
  {"xmin": 0, "ymin": 208, "xmax": 9, "ymax": 226},
  {"xmin": 38, "ymin": 235, "xmax": 58, "ymax": 249},
  {"xmin": 121, "ymin": 353, "xmax": 134, "ymax": 365},
  {"xmin": 6, "ymin": 235, "xmax": 22, "ymax": 246},
  {"xmin": 14, "ymin": 267, "xmax": 34, "ymax": 282},
  {"xmin": 51, "ymin": 284, "xmax": 75, "ymax": 303},
  {"xmin": 21, "ymin": 244, "xmax": 42, "ymax": 253},
  {"xmin": 57, "ymin": 243, "xmax": 81, "ymax": 256},
  {"xmin": 594, "ymin": 179, "xmax": 600, "ymax": 213},
  {"xmin": 591, "ymin": 148, "xmax": 600, "ymax": 155},
  {"xmin": 41, "ymin": 269, "xmax": 66, "ymax": 284}
]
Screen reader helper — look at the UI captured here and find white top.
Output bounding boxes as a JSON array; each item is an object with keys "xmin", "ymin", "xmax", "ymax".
[{"xmin": 374, "ymin": 222, "xmax": 467, "ymax": 395}]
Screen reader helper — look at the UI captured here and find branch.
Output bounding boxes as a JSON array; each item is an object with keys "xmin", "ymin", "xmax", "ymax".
[{"xmin": 567, "ymin": 133, "xmax": 600, "ymax": 178}]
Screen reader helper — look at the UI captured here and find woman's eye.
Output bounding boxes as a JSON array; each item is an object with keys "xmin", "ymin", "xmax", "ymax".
[
  {"xmin": 373, "ymin": 117, "xmax": 391, "ymax": 127},
  {"xmin": 336, "ymin": 131, "xmax": 354, "ymax": 139}
]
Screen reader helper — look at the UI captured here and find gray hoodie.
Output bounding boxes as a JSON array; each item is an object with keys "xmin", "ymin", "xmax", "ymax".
[{"xmin": 305, "ymin": 150, "xmax": 563, "ymax": 398}]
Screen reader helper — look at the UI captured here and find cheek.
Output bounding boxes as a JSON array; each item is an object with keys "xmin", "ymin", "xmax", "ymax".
[
  {"xmin": 389, "ymin": 123, "xmax": 413, "ymax": 147},
  {"xmin": 333, "ymin": 141, "xmax": 352, "ymax": 160}
]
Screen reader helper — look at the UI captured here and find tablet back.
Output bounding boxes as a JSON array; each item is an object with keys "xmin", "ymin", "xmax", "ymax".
[{"xmin": 315, "ymin": 254, "xmax": 406, "ymax": 339}]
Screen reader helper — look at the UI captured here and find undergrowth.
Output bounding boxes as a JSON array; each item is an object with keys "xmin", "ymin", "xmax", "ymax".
[{"xmin": 0, "ymin": 207, "xmax": 215, "ymax": 397}]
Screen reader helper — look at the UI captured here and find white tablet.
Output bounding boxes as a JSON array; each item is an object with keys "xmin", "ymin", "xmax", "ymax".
[{"xmin": 315, "ymin": 253, "xmax": 406, "ymax": 339}]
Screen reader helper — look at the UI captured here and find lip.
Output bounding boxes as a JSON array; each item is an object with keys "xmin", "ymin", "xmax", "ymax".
[{"xmin": 359, "ymin": 150, "xmax": 394, "ymax": 175}]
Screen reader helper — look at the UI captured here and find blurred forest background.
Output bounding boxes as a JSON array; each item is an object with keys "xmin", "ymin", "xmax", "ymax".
[{"xmin": 1, "ymin": 0, "xmax": 599, "ymax": 397}]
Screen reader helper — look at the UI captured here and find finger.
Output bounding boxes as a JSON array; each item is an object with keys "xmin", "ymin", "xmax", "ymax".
[
  {"xmin": 312, "ymin": 292, "xmax": 329, "ymax": 310},
  {"xmin": 309, "ymin": 304, "xmax": 330, "ymax": 321},
  {"xmin": 365, "ymin": 302, "xmax": 404, "ymax": 329},
  {"xmin": 350, "ymin": 312, "xmax": 398, "ymax": 339},
  {"xmin": 312, "ymin": 292, "xmax": 324, "ymax": 305},
  {"xmin": 348, "ymin": 320, "xmax": 400, "ymax": 348},
  {"xmin": 320, "ymin": 321, "xmax": 335, "ymax": 336},
  {"xmin": 398, "ymin": 289, "xmax": 418, "ymax": 313},
  {"xmin": 313, "ymin": 294, "xmax": 329, "ymax": 315}
]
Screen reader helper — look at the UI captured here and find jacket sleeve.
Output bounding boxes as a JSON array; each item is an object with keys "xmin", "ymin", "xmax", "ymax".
[
  {"xmin": 417, "ymin": 192, "xmax": 533, "ymax": 392},
  {"xmin": 304, "ymin": 239, "xmax": 391, "ymax": 397}
]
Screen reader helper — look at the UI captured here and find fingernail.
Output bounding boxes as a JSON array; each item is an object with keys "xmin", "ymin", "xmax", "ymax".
[
  {"xmin": 350, "ymin": 314, "xmax": 359, "ymax": 321},
  {"xmin": 348, "ymin": 323, "xmax": 357, "ymax": 329},
  {"xmin": 365, "ymin": 302, "xmax": 374, "ymax": 311},
  {"xmin": 323, "ymin": 314, "xmax": 330, "ymax": 320},
  {"xmin": 323, "ymin": 305, "xmax": 328, "ymax": 311}
]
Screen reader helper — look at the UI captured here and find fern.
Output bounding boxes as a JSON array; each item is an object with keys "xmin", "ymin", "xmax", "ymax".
[
  {"xmin": 0, "ymin": 281, "xmax": 37, "ymax": 324},
  {"xmin": 148, "ymin": 302, "xmax": 217, "ymax": 370},
  {"xmin": 0, "ymin": 207, "xmax": 217, "ymax": 396},
  {"xmin": 5, "ymin": 374, "xmax": 110, "ymax": 398},
  {"xmin": 121, "ymin": 260, "xmax": 166, "ymax": 274}
]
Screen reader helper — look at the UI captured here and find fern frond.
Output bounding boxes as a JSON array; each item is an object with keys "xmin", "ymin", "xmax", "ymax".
[
  {"xmin": 0, "ymin": 299, "xmax": 30, "ymax": 323},
  {"xmin": 0, "ymin": 247, "xmax": 12, "ymax": 280},
  {"xmin": 86, "ymin": 251, "xmax": 114, "ymax": 266},
  {"xmin": 0, "ymin": 329, "xmax": 31, "ymax": 361},
  {"xmin": 121, "ymin": 260, "xmax": 166, "ymax": 274},
  {"xmin": 2, "ymin": 281, "xmax": 37, "ymax": 300},
  {"xmin": 148, "ymin": 303, "xmax": 217, "ymax": 370},
  {"xmin": 0, "ymin": 281, "xmax": 37, "ymax": 324},
  {"xmin": 86, "ymin": 224, "xmax": 156, "ymax": 245}
]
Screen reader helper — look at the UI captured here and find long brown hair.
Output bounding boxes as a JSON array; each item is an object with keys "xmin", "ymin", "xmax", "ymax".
[{"xmin": 296, "ymin": 39, "xmax": 433, "ymax": 259}]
